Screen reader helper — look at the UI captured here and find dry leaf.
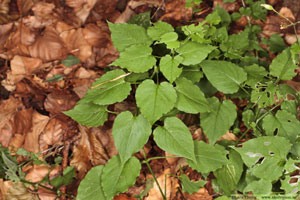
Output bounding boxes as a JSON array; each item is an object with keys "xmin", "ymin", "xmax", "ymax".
[
  {"xmin": 71, "ymin": 126, "xmax": 117, "ymax": 179},
  {"xmin": 218, "ymin": 131, "xmax": 237, "ymax": 141},
  {"xmin": 145, "ymin": 168, "xmax": 177, "ymax": 200},
  {"xmin": 23, "ymin": 111, "xmax": 50, "ymax": 153},
  {"xmin": 83, "ymin": 24, "xmax": 110, "ymax": 47},
  {"xmin": 28, "ymin": 26, "xmax": 67, "ymax": 62},
  {"xmin": 60, "ymin": 28, "xmax": 92, "ymax": 62},
  {"xmin": 183, "ymin": 187, "xmax": 212, "ymax": 200},
  {"xmin": 44, "ymin": 91, "xmax": 79, "ymax": 114},
  {"xmin": 65, "ymin": 0, "xmax": 97, "ymax": 24},
  {"xmin": 5, "ymin": 181, "xmax": 39, "ymax": 200},
  {"xmin": 39, "ymin": 118, "xmax": 64, "ymax": 151},
  {"xmin": 11, "ymin": 55, "xmax": 43, "ymax": 75},
  {"xmin": 279, "ymin": 7, "xmax": 295, "ymax": 21},
  {"xmin": 0, "ymin": 23, "xmax": 13, "ymax": 53},
  {"xmin": 262, "ymin": 16, "xmax": 283, "ymax": 37},
  {"xmin": 0, "ymin": 179, "xmax": 12, "ymax": 198}
]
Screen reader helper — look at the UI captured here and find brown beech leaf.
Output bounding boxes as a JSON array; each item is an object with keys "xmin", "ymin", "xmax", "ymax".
[
  {"xmin": 1, "ymin": 71, "xmax": 25, "ymax": 91},
  {"xmin": 160, "ymin": 0, "xmax": 192, "ymax": 26},
  {"xmin": 218, "ymin": 131, "xmax": 237, "ymax": 142},
  {"xmin": 44, "ymin": 91, "xmax": 79, "ymax": 114},
  {"xmin": 262, "ymin": 16, "xmax": 283, "ymax": 37},
  {"xmin": 0, "ymin": 179, "xmax": 12, "ymax": 198},
  {"xmin": 145, "ymin": 168, "xmax": 177, "ymax": 200},
  {"xmin": 0, "ymin": 23, "xmax": 13, "ymax": 52},
  {"xmin": 70, "ymin": 125, "xmax": 117, "ymax": 179},
  {"xmin": 23, "ymin": 111, "xmax": 50, "ymax": 153},
  {"xmin": 83, "ymin": 24, "xmax": 110, "ymax": 47},
  {"xmin": 5, "ymin": 181, "xmax": 39, "ymax": 200},
  {"xmin": 0, "ymin": 96, "xmax": 23, "ymax": 146},
  {"xmin": 183, "ymin": 187, "xmax": 212, "ymax": 200},
  {"xmin": 28, "ymin": 26, "xmax": 67, "ymax": 62},
  {"xmin": 7, "ymin": 108, "xmax": 33, "ymax": 151},
  {"xmin": 65, "ymin": 0, "xmax": 97, "ymax": 24},
  {"xmin": 60, "ymin": 28, "xmax": 92, "ymax": 62},
  {"xmin": 39, "ymin": 118, "xmax": 64, "ymax": 151},
  {"xmin": 279, "ymin": 7, "xmax": 295, "ymax": 21},
  {"xmin": 72, "ymin": 78, "xmax": 94, "ymax": 98},
  {"xmin": 11, "ymin": 55, "xmax": 43, "ymax": 75}
]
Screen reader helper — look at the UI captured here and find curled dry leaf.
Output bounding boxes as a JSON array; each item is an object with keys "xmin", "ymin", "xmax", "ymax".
[
  {"xmin": 0, "ymin": 120, "xmax": 14, "ymax": 147},
  {"xmin": 72, "ymin": 78, "xmax": 94, "ymax": 98},
  {"xmin": 218, "ymin": 131, "xmax": 237, "ymax": 142},
  {"xmin": 145, "ymin": 168, "xmax": 178, "ymax": 200},
  {"xmin": 214, "ymin": 0, "xmax": 240, "ymax": 12},
  {"xmin": 65, "ymin": 0, "xmax": 97, "ymax": 24},
  {"xmin": 39, "ymin": 118, "xmax": 64, "ymax": 151},
  {"xmin": 29, "ymin": 26, "xmax": 67, "ymax": 62},
  {"xmin": 60, "ymin": 28, "xmax": 92, "ymax": 62},
  {"xmin": 1, "ymin": 71, "xmax": 25, "ymax": 91},
  {"xmin": 44, "ymin": 91, "xmax": 79, "ymax": 114},
  {"xmin": 70, "ymin": 125, "xmax": 117, "ymax": 179},
  {"xmin": 23, "ymin": 111, "xmax": 50, "ymax": 153}
]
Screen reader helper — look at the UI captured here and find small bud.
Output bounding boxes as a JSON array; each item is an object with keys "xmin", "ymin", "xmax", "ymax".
[{"xmin": 260, "ymin": 4, "xmax": 274, "ymax": 11}]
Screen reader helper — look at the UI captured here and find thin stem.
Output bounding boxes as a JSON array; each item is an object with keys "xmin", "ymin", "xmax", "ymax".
[
  {"xmin": 142, "ymin": 156, "xmax": 179, "ymax": 163},
  {"xmin": 255, "ymin": 103, "xmax": 282, "ymax": 124},
  {"xmin": 241, "ymin": 0, "xmax": 251, "ymax": 27},
  {"xmin": 142, "ymin": 150, "xmax": 167, "ymax": 200},
  {"xmin": 235, "ymin": 127, "xmax": 251, "ymax": 146}
]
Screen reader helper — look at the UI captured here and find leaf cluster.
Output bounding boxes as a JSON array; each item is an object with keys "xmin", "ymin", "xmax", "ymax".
[{"xmin": 65, "ymin": 5, "xmax": 300, "ymax": 199}]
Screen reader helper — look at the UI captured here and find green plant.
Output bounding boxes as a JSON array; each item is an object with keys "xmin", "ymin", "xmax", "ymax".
[
  {"xmin": 0, "ymin": 145, "xmax": 75, "ymax": 199},
  {"xmin": 65, "ymin": 3, "xmax": 300, "ymax": 199}
]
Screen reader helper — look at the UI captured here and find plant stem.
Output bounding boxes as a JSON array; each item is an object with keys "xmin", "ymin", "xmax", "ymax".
[
  {"xmin": 241, "ymin": 0, "xmax": 251, "ymax": 27},
  {"xmin": 255, "ymin": 103, "xmax": 282, "ymax": 124},
  {"xmin": 142, "ymin": 150, "xmax": 167, "ymax": 200},
  {"xmin": 235, "ymin": 127, "xmax": 251, "ymax": 145}
]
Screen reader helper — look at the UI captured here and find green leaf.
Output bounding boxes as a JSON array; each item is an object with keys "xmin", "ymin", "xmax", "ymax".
[
  {"xmin": 160, "ymin": 32, "xmax": 180, "ymax": 49},
  {"xmin": 64, "ymin": 102, "xmax": 107, "ymax": 127},
  {"xmin": 80, "ymin": 70, "xmax": 131, "ymax": 105},
  {"xmin": 112, "ymin": 112, "xmax": 151, "ymax": 164},
  {"xmin": 101, "ymin": 156, "xmax": 141, "ymax": 200},
  {"xmin": 136, "ymin": 80, "xmax": 177, "ymax": 124},
  {"xmin": 50, "ymin": 166, "xmax": 75, "ymax": 188},
  {"xmin": 233, "ymin": 136, "xmax": 291, "ymax": 181},
  {"xmin": 45, "ymin": 74, "xmax": 64, "ymax": 82},
  {"xmin": 160, "ymin": 55, "xmax": 183, "ymax": 83},
  {"xmin": 201, "ymin": 60, "xmax": 247, "ymax": 94},
  {"xmin": 187, "ymin": 141, "xmax": 228, "ymax": 173},
  {"xmin": 266, "ymin": 34, "xmax": 286, "ymax": 53},
  {"xmin": 180, "ymin": 66, "xmax": 203, "ymax": 83},
  {"xmin": 108, "ymin": 22, "xmax": 152, "ymax": 52},
  {"xmin": 244, "ymin": 179, "xmax": 272, "ymax": 195},
  {"xmin": 200, "ymin": 97, "xmax": 237, "ymax": 144},
  {"xmin": 214, "ymin": 150, "xmax": 243, "ymax": 196},
  {"xmin": 269, "ymin": 48, "xmax": 298, "ymax": 80},
  {"xmin": 61, "ymin": 55, "xmax": 80, "ymax": 67},
  {"xmin": 147, "ymin": 21, "xmax": 174, "ymax": 41},
  {"xmin": 242, "ymin": 110, "xmax": 255, "ymax": 128},
  {"xmin": 153, "ymin": 117, "xmax": 196, "ymax": 161},
  {"xmin": 77, "ymin": 165, "xmax": 106, "ymax": 200},
  {"xmin": 180, "ymin": 174, "xmax": 206, "ymax": 194},
  {"xmin": 244, "ymin": 64, "xmax": 268, "ymax": 87},
  {"xmin": 177, "ymin": 42, "xmax": 216, "ymax": 65},
  {"xmin": 175, "ymin": 77, "xmax": 210, "ymax": 114},
  {"xmin": 205, "ymin": 11, "xmax": 221, "ymax": 25},
  {"xmin": 111, "ymin": 45, "xmax": 156, "ymax": 73},
  {"xmin": 262, "ymin": 110, "xmax": 300, "ymax": 142},
  {"xmin": 128, "ymin": 12, "xmax": 151, "ymax": 28},
  {"xmin": 125, "ymin": 72, "xmax": 149, "ymax": 83}
]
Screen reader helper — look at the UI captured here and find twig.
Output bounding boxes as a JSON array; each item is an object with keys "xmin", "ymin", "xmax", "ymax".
[{"xmin": 91, "ymin": 73, "xmax": 131, "ymax": 89}]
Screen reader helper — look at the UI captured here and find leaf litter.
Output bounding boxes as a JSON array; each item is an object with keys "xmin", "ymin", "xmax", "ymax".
[{"xmin": 0, "ymin": 0, "xmax": 300, "ymax": 199}]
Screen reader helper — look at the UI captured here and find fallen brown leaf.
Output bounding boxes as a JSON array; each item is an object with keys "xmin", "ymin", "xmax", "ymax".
[{"xmin": 23, "ymin": 111, "xmax": 50, "ymax": 153}]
